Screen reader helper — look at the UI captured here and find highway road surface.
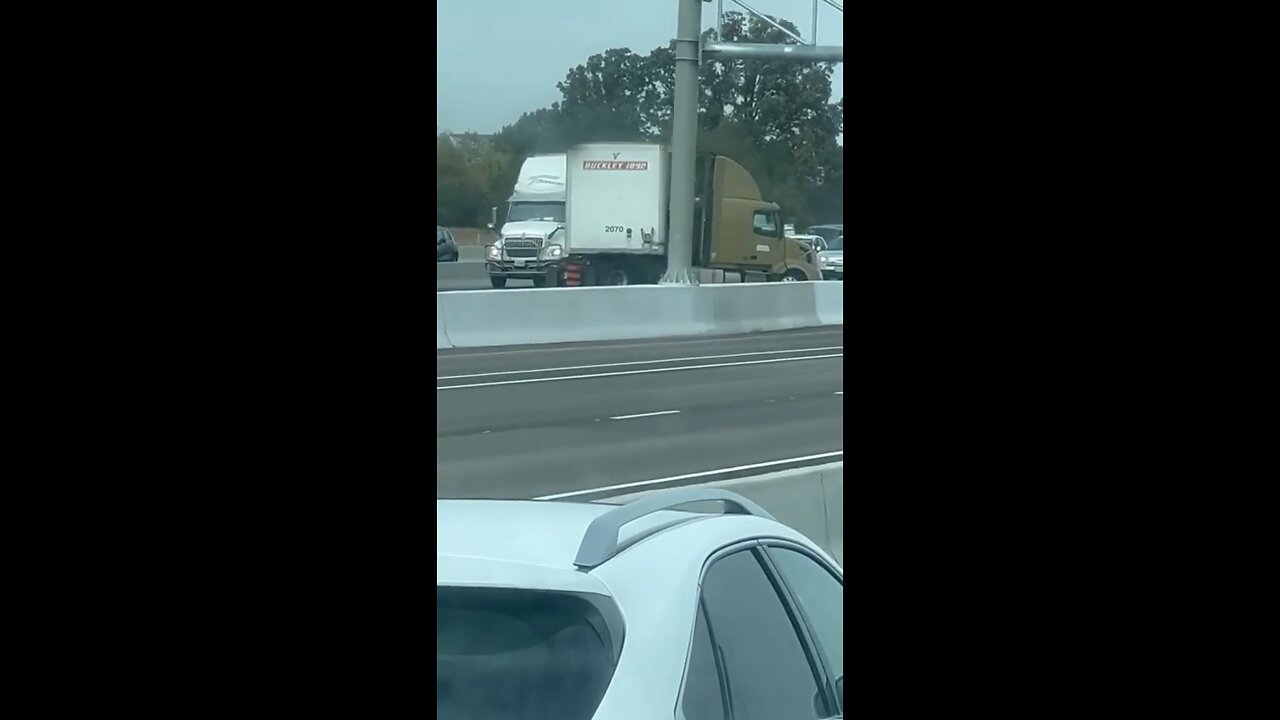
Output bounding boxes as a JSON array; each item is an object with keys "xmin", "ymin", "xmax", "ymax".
[
  {"xmin": 437, "ymin": 260, "xmax": 506, "ymax": 291},
  {"xmin": 437, "ymin": 327, "xmax": 844, "ymax": 500}
]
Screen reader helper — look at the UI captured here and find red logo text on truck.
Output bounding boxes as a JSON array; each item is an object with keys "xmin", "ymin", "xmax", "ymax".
[{"xmin": 582, "ymin": 161, "xmax": 649, "ymax": 170}]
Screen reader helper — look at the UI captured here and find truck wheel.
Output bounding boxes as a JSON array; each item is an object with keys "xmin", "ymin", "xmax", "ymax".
[
  {"xmin": 782, "ymin": 269, "xmax": 807, "ymax": 282},
  {"xmin": 489, "ymin": 277, "xmax": 507, "ymax": 289},
  {"xmin": 603, "ymin": 267, "xmax": 630, "ymax": 286}
]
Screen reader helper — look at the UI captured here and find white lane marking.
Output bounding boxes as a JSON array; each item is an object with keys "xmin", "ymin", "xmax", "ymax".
[
  {"xmin": 436, "ymin": 346, "xmax": 843, "ymax": 380},
  {"xmin": 609, "ymin": 410, "xmax": 681, "ymax": 420},
  {"xmin": 835, "ymin": 391, "xmax": 843, "ymax": 395},
  {"xmin": 535, "ymin": 451, "xmax": 845, "ymax": 500},
  {"xmin": 437, "ymin": 353, "xmax": 843, "ymax": 390}
]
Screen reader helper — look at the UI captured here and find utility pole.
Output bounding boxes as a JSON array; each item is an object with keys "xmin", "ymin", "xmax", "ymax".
[
  {"xmin": 662, "ymin": 0, "xmax": 844, "ymax": 285},
  {"xmin": 659, "ymin": 0, "xmax": 704, "ymax": 285}
]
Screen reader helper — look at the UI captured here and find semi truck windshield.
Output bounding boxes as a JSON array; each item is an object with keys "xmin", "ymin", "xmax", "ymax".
[{"xmin": 508, "ymin": 202, "xmax": 565, "ymax": 223}]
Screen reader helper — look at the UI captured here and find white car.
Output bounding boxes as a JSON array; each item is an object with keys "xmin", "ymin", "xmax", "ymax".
[
  {"xmin": 437, "ymin": 488, "xmax": 845, "ymax": 719},
  {"xmin": 818, "ymin": 234, "xmax": 843, "ymax": 281}
]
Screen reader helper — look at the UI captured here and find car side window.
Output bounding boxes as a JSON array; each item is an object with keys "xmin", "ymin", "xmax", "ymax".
[
  {"xmin": 769, "ymin": 547, "xmax": 844, "ymax": 713},
  {"xmin": 752, "ymin": 210, "xmax": 778, "ymax": 238},
  {"xmin": 688, "ymin": 548, "xmax": 826, "ymax": 719}
]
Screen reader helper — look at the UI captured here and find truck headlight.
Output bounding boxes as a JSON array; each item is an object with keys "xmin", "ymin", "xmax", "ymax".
[
  {"xmin": 540, "ymin": 244, "xmax": 564, "ymax": 260},
  {"xmin": 486, "ymin": 245, "xmax": 501, "ymax": 260}
]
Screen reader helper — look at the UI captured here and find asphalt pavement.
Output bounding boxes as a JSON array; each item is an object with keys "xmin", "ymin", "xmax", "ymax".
[
  {"xmin": 437, "ymin": 260, "xmax": 545, "ymax": 292},
  {"xmin": 437, "ymin": 327, "xmax": 844, "ymax": 500}
]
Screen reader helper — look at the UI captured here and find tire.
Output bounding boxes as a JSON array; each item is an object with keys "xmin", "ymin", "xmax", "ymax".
[
  {"xmin": 603, "ymin": 267, "xmax": 630, "ymax": 286},
  {"xmin": 489, "ymin": 276, "xmax": 507, "ymax": 289},
  {"xmin": 782, "ymin": 269, "xmax": 807, "ymax": 282}
]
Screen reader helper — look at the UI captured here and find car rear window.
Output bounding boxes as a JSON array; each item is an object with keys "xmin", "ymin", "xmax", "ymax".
[{"xmin": 437, "ymin": 586, "xmax": 623, "ymax": 720}]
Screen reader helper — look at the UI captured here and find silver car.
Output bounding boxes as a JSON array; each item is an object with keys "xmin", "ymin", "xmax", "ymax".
[{"xmin": 819, "ymin": 234, "xmax": 843, "ymax": 280}]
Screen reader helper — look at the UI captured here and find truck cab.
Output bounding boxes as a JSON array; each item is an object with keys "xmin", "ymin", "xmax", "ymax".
[
  {"xmin": 693, "ymin": 154, "xmax": 819, "ymax": 282},
  {"xmin": 485, "ymin": 154, "xmax": 567, "ymax": 289}
]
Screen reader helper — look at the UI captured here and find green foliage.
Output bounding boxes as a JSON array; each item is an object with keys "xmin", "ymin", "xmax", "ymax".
[{"xmin": 437, "ymin": 11, "xmax": 843, "ymax": 229}]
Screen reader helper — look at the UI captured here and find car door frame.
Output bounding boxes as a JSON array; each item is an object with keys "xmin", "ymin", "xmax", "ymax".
[{"xmin": 676, "ymin": 538, "xmax": 843, "ymax": 720}]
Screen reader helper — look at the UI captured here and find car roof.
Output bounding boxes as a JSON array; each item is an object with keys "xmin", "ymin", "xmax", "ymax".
[{"xmin": 437, "ymin": 497, "xmax": 831, "ymax": 585}]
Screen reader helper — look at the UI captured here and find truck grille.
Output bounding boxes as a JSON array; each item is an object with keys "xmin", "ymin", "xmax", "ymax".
[{"xmin": 504, "ymin": 238, "xmax": 541, "ymax": 258}]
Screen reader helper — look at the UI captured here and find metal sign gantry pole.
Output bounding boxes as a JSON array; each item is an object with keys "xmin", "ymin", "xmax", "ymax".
[{"xmin": 662, "ymin": 0, "xmax": 844, "ymax": 285}]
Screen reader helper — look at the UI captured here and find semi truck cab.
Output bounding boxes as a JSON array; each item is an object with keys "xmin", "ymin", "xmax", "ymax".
[
  {"xmin": 485, "ymin": 155, "xmax": 567, "ymax": 289},
  {"xmin": 693, "ymin": 153, "xmax": 818, "ymax": 282}
]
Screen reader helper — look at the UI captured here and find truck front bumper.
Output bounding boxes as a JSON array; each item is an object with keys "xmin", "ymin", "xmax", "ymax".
[{"xmin": 486, "ymin": 260, "xmax": 560, "ymax": 280}]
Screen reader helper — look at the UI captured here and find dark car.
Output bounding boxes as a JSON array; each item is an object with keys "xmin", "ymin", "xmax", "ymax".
[{"xmin": 437, "ymin": 226, "xmax": 459, "ymax": 262}]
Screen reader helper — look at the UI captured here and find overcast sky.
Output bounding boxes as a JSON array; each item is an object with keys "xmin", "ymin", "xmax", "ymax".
[{"xmin": 436, "ymin": 0, "xmax": 845, "ymax": 134}]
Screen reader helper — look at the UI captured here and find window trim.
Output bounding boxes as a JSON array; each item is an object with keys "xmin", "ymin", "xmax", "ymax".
[
  {"xmin": 678, "ymin": 539, "xmax": 837, "ymax": 720},
  {"xmin": 704, "ymin": 596, "xmax": 733, "ymax": 720}
]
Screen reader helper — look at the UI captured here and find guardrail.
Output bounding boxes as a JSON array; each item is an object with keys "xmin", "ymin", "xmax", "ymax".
[
  {"xmin": 436, "ymin": 281, "xmax": 844, "ymax": 349},
  {"xmin": 606, "ymin": 462, "xmax": 845, "ymax": 568}
]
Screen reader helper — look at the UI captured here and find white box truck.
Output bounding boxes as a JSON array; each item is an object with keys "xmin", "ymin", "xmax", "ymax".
[{"xmin": 562, "ymin": 142, "xmax": 819, "ymax": 285}]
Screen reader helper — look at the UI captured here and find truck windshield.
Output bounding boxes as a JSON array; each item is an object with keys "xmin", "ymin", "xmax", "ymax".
[
  {"xmin": 437, "ymin": 586, "xmax": 621, "ymax": 720},
  {"xmin": 507, "ymin": 202, "xmax": 565, "ymax": 223}
]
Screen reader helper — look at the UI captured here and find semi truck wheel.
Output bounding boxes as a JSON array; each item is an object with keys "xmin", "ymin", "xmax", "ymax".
[
  {"xmin": 603, "ymin": 267, "xmax": 630, "ymax": 286},
  {"xmin": 489, "ymin": 277, "xmax": 507, "ymax": 289},
  {"xmin": 782, "ymin": 269, "xmax": 807, "ymax": 282}
]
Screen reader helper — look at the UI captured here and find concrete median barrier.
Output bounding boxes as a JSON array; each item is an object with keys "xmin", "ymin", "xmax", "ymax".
[
  {"xmin": 437, "ymin": 298, "xmax": 452, "ymax": 349},
  {"xmin": 815, "ymin": 281, "xmax": 843, "ymax": 325},
  {"xmin": 458, "ymin": 246, "xmax": 485, "ymax": 262},
  {"xmin": 436, "ymin": 281, "xmax": 843, "ymax": 348},
  {"xmin": 439, "ymin": 285, "xmax": 712, "ymax": 348},
  {"xmin": 608, "ymin": 462, "xmax": 845, "ymax": 567},
  {"xmin": 704, "ymin": 282, "xmax": 821, "ymax": 335}
]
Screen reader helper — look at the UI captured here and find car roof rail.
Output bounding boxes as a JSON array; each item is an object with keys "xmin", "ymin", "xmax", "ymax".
[{"xmin": 573, "ymin": 488, "xmax": 776, "ymax": 569}]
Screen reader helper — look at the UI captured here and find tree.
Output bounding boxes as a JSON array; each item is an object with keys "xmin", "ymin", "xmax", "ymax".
[
  {"xmin": 556, "ymin": 48, "xmax": 662, "ymax": 142},
  {"xmin": 436, "ymin": 132, "xmax": 517, "ymax": 226},
  {"xmin": 437, "ymin": 10, "xmax": 845, "ymax": 228}
]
